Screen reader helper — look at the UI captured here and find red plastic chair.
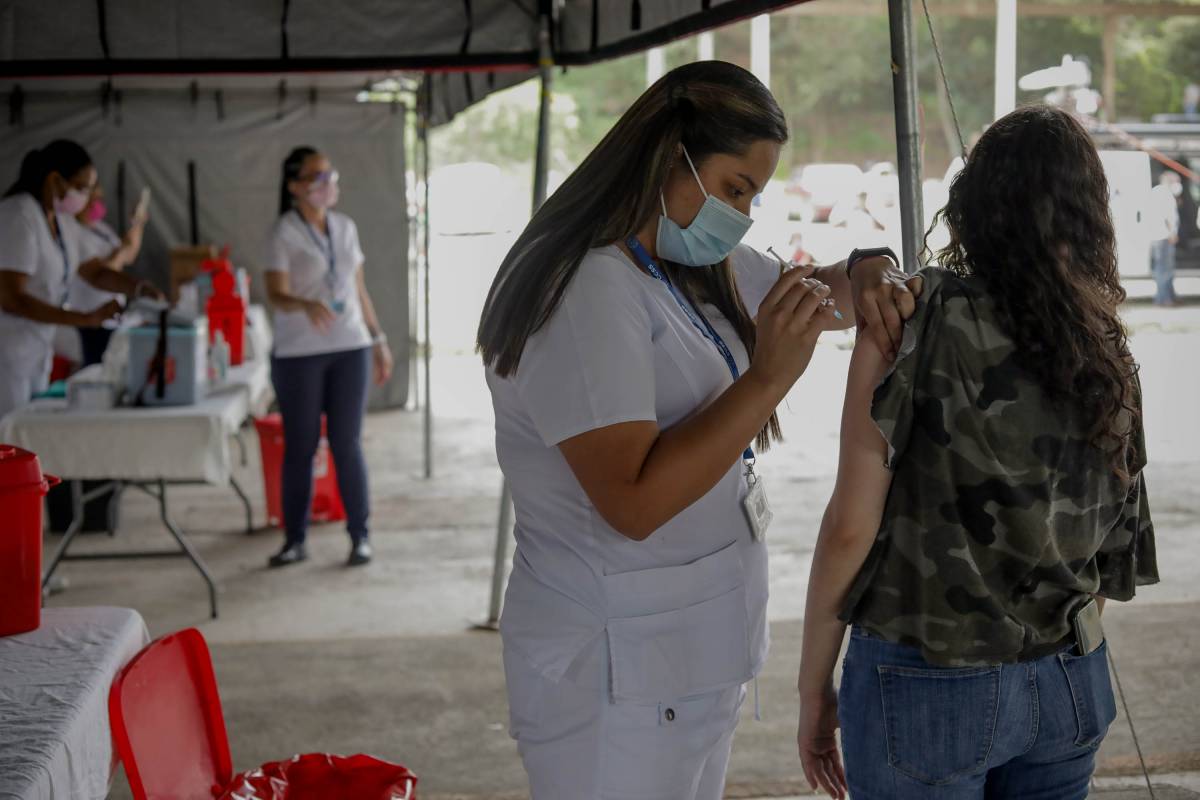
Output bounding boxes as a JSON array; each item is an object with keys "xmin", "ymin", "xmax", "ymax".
[{"xmin": 109, "ymin": 628, "xmax": 416, "ymax": 800}]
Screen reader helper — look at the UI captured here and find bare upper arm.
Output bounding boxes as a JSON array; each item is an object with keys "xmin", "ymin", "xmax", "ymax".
[
  {"xmin": 825, "ymin": 336, "xmax": 895, "ymax": 539},
  {"xmin": 264, "ymin": 270, "xmax": 290, "ymax": 296},
  {"xmin": 557, "ymin": 420, "xmax": 659, "ymax": 540}
]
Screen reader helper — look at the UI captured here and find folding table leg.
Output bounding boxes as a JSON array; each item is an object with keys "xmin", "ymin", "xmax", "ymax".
[
  {"xmin": 230, "ymin": 476, "xmax": 254, "ymax": 534},
  {"xmin": 106, "ymin": 481, "xmax": 126, "ymax": 537},
  {"xmin": 156, "ymin": 479, "xmax": 219, "ymax": 619},
  {"xmin": 43, "ymin": 480, "xmax": 86, "ymax": 585}
]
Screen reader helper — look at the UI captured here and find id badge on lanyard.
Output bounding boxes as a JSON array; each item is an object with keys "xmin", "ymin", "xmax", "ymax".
[
  {"xmin": 624, "ymin": 236, "xmax": 773, "ymax": 541},
  {"xmin": 300, "ymin": 211, "xmax": 343, "ymax": 314}
]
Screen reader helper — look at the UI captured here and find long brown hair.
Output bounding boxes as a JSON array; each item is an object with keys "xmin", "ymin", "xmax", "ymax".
[
  {"xmin": 477, "ymin": 61, "xmax": 788, "ymax": 449},
  {"xmin": 929, "ymin": 104, "xmax": 1140, "ymax": 477}
]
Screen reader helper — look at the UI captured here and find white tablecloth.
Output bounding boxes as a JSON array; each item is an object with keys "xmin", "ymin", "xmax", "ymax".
[
  {"xmin": 0, "ymin": 607, "xmax": 150, "ymax": 800},
  {"xmin": 0, "ymin": 307, "xmax": 273, "ymax": 485}
]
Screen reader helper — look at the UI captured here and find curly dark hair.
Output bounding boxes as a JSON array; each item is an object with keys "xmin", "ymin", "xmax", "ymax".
[{"xmin": 928, "ymin": 104, "xmax": 1140, "ymax": 478}]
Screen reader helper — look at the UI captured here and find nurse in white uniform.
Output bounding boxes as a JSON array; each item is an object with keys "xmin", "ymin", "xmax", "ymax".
[
  {"xmin": 478, "ymin": 62, "xmax": 919, "ymax": 799},
  {"xmin": 0, "ymin": 140, "xmax": 159, "ymax": 419}
]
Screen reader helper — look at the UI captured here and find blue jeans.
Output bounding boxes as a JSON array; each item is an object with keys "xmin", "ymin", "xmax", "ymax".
[
  {"xmin": 1151, "ymin": 239, "xmax": 1177, "ymax": 305},
  {"xmin": 838, "ymin": 627, "xmax": 1116, "ymax": 799},
  {"xmin": 270, "ymin": 346, "xmax": 371, "ymax": 545}
]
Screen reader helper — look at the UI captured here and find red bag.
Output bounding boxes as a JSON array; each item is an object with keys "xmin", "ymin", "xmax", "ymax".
[{"xmin": 219, "ymin": 754, "xmax": 417, "ymax": 800}]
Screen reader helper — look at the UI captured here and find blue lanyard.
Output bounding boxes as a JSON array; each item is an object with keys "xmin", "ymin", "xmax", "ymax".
[
  {"xmin": 625, "ymin": 235, "xmax": 754, "ymax": 463},
  {"xmin": 49, "ymin": 216, "xmax": 71, "ymax": 305},
  {"xmin": 297, "ymin": 210, "xmax": 337, "ymax": 291}
]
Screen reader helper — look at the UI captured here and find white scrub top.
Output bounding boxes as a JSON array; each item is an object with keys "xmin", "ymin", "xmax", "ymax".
[
  {"xmin": 0, "ymin": 194, "xmax": 80, "ymax": 373},
  {"xmin": 66, "ymin": 219, "xmax": 123, "ymax": 322},
  {"xmin": 487, "ymin": 242, "xmax": 780, "ymax": 701},
  {"xmin": 265, "ymin": 209, "xmax": 372, "ymax": 359}
]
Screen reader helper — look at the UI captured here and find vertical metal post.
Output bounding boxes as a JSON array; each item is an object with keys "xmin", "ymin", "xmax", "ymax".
[
  {"xmin": 421, "ymin": 77, "xmax": 433, "ymax": 479},
  {"xmin": 1102, "ymin": 16, "xmax": 1119, "ymax": 123},
  {"xmin": 889, "ymin": 0, "xmax": 924, "ymax": 274},
  {"xmin": 646, "ymin": 47, "xmax": 666, "ymax": 87},
  {"xmin": 994, "ymin": 0, "xmax": 1018, "ymax": 120},
  {"xmin": 698, "ymin": 31, "xmax": 715, "ymax": 61},
  {"xmin": 483, "ymin": 11, "xmax": 554, "ymax": 630},
  {"xmin": 750, "ymin": 14, "xmax": 771, "ymax": 89}
]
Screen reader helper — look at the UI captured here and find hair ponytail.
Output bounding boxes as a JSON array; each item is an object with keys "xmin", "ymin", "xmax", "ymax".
[
  {"xmin": 5, "ymin": 140, "xmax": 91, "ymax": 199},
  {"xmin": 280, "ymin": 146, "xmax": 318, "ymax": 215}
]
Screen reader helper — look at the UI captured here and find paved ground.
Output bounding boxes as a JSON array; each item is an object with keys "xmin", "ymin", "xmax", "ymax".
[{"xmin": 41, "ymin": 287, "xmax": 1200, "ymax": 799}]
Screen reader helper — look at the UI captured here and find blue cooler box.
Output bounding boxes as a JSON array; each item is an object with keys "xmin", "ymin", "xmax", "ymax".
[{"xmin": 126, "ymin": 318, "xmax": 208, "ymax": 406}]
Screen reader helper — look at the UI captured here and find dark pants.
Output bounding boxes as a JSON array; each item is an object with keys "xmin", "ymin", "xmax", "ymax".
[
  {"xmin": 271, "ymin": 346, "xmax": 371, "ymax": 545},
  {"xmin": 79, "ymin": 327, "xmax": 113, "ymax": 367}
]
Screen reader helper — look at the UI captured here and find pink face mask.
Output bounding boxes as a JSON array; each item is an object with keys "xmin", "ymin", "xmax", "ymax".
[
  {"xmin": 85, "ymin": 199, "xmax": 107, "ymax": 224},
  {"xmin": 307, "ymin": 171, "xmax": 340, "ymax": 210},
  {"xmin": 54, "ymin": 187, "xmax": 90, "ymax": 217}
]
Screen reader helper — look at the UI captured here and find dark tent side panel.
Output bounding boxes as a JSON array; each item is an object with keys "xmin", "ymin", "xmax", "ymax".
[{"xmin": 0, "ymin": 90, "xmax": 410, "ymax": 409}]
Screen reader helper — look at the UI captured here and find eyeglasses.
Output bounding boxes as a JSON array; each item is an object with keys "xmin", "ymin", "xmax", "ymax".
[{"xmin": 299, "ymin": 169, "xmax": 339, "ymax": 186}]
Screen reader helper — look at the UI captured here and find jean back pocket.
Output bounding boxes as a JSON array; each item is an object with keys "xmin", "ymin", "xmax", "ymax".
[
  {"xmin": 1058, "ymin": 641, "xmax": 1117, "ymax": 749},
  {"xmin": 878, "ymin": 664, "xmax": 1002, "ymax": 785}
]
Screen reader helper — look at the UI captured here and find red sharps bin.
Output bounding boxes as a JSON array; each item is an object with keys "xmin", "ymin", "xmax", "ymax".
[
  {"xmin": 206, "ymin": 266, "xmax": 247, "ymax": 366},
  {"xmin": 0, "ymin": 445, "xmax": 59, "ymax": 636},
  {"xmin": 253, "ymin": 415, "xmax": 345, "ymax": 527}
]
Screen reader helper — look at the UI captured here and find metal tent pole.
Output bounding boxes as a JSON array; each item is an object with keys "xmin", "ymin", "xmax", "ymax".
[
  {"xmin": 482, "ymin": 10, "xmax": 554, "ymax": 630},
  {"xmin": 889, "ymin": 0, "xmax": 924, "ymax": 274},
  {"xmin": 421, "ymin": 77, "xmax": 433, "ymax": 479}
]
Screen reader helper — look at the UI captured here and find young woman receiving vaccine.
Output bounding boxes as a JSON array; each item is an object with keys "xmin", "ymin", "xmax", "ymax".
[
  {"xmin": 264, "ymin": 147, "xmax": 393, "ymax": 568},
  {"xmin": 478, "ymin": 61, "xmax": 921, "ymax": 799}
]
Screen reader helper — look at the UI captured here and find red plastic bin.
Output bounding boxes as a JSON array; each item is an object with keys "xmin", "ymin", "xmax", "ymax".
[
  {"xmin": 254, "ymin": 414, "xmax": 345, "ymax": 528},
  {"xmin": 0, "ymin": 445, "xmax": 60, "ymax": 636}
]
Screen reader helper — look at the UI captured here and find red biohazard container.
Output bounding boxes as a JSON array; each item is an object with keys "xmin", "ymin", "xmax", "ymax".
[
  {"xmin": 0, "ymin": 445, "xmax": 60, "ymax": 636},
  {"xmin": 253, "ymin": 415, "xmax": 345, "ymax": 528},
  {"xmin": 206, "ymin": 267, "xmax": 247, "ymax": 366}
]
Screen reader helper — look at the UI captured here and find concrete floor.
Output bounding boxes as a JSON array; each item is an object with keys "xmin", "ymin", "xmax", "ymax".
[{"xmin": 40, "ymin": 293, "xmax": 1200, "ymax": 799}]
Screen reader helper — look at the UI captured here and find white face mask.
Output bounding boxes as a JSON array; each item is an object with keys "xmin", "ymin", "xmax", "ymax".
[{"xmin": 1170, "ymin": 181, "xmax": 1183, "ymax": 198}]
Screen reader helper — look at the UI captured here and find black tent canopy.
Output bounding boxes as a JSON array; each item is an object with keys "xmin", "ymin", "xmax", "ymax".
[{"xmin": 2, "ymin": 0, "xmax": 821, "ymax": 124}]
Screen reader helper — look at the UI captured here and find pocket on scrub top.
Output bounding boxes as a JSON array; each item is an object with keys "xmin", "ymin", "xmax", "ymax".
[
  {"xmin": 878, "ymin": 663, "xmax": 1002, "ymax": 785},
  {"xmin": 603, "ymin": 541, "xmax": 751, "ymax": 703}
]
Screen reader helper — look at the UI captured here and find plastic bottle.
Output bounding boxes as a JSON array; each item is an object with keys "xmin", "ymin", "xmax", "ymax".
[{"xmin": 211, "ymin": 329, "xmax": 231, "ymax": 384}]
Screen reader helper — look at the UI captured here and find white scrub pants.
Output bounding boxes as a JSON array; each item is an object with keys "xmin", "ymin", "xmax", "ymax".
[
  {"xmin": 0, "ymin": 351, "xmax": 49, "ymax": 421},
  {"xmin": 504, "ymin": 635, "xmax": 746, "ymax": 800}
]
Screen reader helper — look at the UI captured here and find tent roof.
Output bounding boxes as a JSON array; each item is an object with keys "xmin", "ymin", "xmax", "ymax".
[{"xmin": 0, "ymin": 0, "xmax": 815, "ymax": 124}]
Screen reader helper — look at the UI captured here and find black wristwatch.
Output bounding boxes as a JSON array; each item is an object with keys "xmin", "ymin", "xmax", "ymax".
[{"xmin": 846, "ymin": 246, "xmax": 900, "ymax": 279}]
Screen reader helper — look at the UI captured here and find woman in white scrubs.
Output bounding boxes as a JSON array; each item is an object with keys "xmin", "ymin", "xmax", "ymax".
[
  {"xmin": 478, "ymin": 61, "xmax": 919, "ymax": 799},
  {"xmin": 263, "ymin": 147, "xmax": 393, "ymax": 568},
  {"xmin": 69, "ymin": 184, "xmax": 148, "ymax": 365},
  {"xmin": 0, "ymin": 140, "xmax": 158, "ymax": 419}
]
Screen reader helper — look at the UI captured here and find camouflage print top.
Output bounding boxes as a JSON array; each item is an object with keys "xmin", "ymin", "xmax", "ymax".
[{"xmin": 840, "ymin": 267, "xmax": 1158, "ymax": 667}]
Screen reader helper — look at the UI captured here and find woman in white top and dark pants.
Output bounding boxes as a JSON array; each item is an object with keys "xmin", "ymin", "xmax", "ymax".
[
  {"xmin": 478, "ymin": 61, "xmax": 919, "ymax": 799},
  {"xmin": 264, "ymin": 147, "xmax": 393, "ymax": 568},
  {"xmin": 0, "ymin": 140, "xmax": 159, "ymax": 419}
]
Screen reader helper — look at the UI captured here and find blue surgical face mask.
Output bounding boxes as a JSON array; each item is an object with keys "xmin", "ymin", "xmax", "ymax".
[{"xmin": 656, "ymin": 146, "xmax": 754, "ymax": 267}]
